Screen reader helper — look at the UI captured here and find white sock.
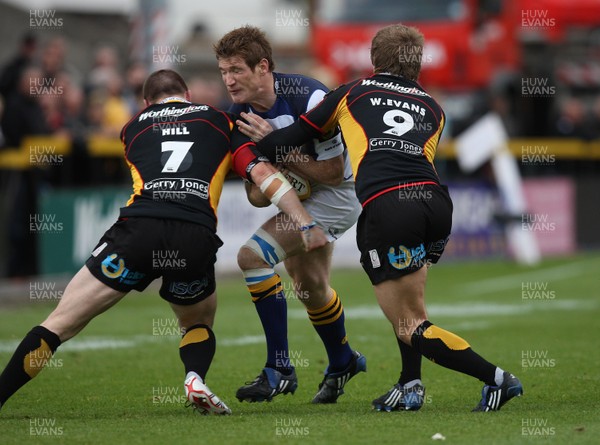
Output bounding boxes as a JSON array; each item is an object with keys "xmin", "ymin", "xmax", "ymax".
[{"xmin": 494, "ymin": 367, "xmax": 505, "ymax": 386}]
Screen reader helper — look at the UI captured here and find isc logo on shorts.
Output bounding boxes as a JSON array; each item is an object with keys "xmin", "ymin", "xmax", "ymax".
[{"xmin": 169, "ymin": 278, "xmax": 209, "ymax": 299}]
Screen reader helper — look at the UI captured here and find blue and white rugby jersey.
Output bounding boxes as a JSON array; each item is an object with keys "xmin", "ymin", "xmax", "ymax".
[{"xmin": 229, "ymin": 72, "xmax": 353, "ymax": 185}]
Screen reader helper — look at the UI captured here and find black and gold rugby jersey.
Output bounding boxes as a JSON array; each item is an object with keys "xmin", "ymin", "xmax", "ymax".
[
  {"xmin": 257, "ymin": 73, "xmax": 445, "ymax": 206},
  {"xmin": 119, "ymin": 100, "xmax": 255, "ymax": 231}
]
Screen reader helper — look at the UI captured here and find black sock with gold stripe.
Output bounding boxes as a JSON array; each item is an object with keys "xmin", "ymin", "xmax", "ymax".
[
  {"xmin": 410, "ymin": 320, "xmax": 496, "ymax": 386},
  {"xmin": 0, "ymin": 325, "xmax": 61, "ymax": 407},
  {"xmin": 179, "ymin": 324, "xmax": 215, "ymax": 381},
  {"xmin": 307, "ymin": 289, "xmax": 353, "ymax": 373}
]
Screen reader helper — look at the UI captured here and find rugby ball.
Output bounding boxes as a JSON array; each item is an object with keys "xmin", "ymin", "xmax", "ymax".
[{"xmin": 280, "ymin": 167, "xmax": 311, "ymax": 201}]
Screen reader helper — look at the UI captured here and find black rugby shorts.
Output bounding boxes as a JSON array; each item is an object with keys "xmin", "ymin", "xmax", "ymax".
[
  {"xmin": 86, "ymin": 217, "xmax": 222, "ymax": 305},
  {"xmin": 357, "ymin": 184, "xmax": 452, "ymax": 285}
]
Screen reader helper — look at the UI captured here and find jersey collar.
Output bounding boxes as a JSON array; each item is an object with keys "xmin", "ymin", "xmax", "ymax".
[{"xmin": 159, "ymin": 96, "xmax": 191, "ymax": 104}]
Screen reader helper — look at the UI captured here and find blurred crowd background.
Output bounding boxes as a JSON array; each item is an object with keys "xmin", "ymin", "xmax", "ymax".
[
  {"xmin": 0, "ymin": 28, "xmax": 232, "ymax": 186},
  {"xmin": 0, "ymin": 0, "xmax": 599, "ymax": 280}
]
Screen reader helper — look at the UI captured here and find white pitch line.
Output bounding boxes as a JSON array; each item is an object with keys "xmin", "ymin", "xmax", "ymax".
[
  {"xmin": 0, "ymin": 335, "xmax": 156, "ymax": 354},
  {"xmin": 61, "ymin": 338, "xmax": 138, "ymax": 351},
  {"xmin": 220, "ymin": 335, "xmax": 264, "ymax": 346},
  {"xmin": 0, "ymin": 334, "xmax": 266, "ymax": 354},
  {"xmin": 458, "ymin": 260, "xmax": 594, "ymax": 296},
  {"xmin": 0, "ymin": 299, "xmax": 595, "ymax": 353},
  {"xmin": 289, "ymin": 298, "xmax": 597, "ymax": 320},
  {"xmin": 442, "ymin": 320, "xmax": 493, "ymax": 331}
]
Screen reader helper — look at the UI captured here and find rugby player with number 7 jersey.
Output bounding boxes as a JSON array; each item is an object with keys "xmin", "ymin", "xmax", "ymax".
[
  {"xmin": 257, "ymin": 24, "xmax": 523, "ymax": 412},
  {"xmin": 0, "ymin": 69, "xmax": 327, "ymax": 415}
]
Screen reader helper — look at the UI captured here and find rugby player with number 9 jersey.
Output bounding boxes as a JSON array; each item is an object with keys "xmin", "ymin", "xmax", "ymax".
[{"xmin": 258, "ymin": 24, "xmax": 523, "ymax": 413}]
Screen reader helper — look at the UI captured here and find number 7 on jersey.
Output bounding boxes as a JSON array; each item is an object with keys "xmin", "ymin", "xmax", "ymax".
[{"xmin": 161, "ymin": 141, "xmax": 194, "ymax": 173}]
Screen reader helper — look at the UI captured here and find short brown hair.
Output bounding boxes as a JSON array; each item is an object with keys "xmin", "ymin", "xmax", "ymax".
[
  {"xmin": 371, "ymin": 24, "xmax": 424, "ymax": 81},
  {"xmin": 143, "ymin": 69, "xmax": 188, "ymax": 103},
  {"xmin": 213, "ymin": 25, "xmax": 275, "ymax": 71}
]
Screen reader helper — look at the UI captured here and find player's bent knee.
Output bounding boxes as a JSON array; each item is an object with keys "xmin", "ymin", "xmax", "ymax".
[
  {"xmin": 172, "ymin": 296, "xmax": 217, "ymax": 330},
  {"xmin": 176, "ymin": 304, "xmax": 216, "ymax": 329},
  {"xmin": 237, "ymin": 246, "xmax": 268, "ymax": 270},
  {"xmin": 179, "ymin": 314, "xmax": 214, "ymax": 331},
  {"xmin": 239, "ymin": 228, "xmax": 287, "ymax": 270}
]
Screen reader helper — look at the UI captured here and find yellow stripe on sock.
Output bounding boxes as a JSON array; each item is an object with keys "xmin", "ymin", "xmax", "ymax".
[
  {"xmin": 180, "ymin": 327, "xmax": 209, "ymax": 348},
  {"xmin": 307, "ymin": 289, "xmax": 338, "ymax": 317},
  {"xmin": 423, "ymin": 325, "xmax": 470, "ymax": 350},
  {"xmin": 308, "ymin": 291, "xmax": 343, "ymax": 325},
  {"xmin": 247, "ymin": 274, "xmax": 282, "ymax": 295},
  {"xmin": 250, "ymin": 284, "xmax": 283, "ymax": 302},
  {"xmin": 23, "ymin": 339, "xmax": 52, "ymax": 378},
  {"xmin": 309, "ymin": 298, "xmax": 341, "ymax": 322},
  {"xmin": 311, "ymin": 307, "xmax": 343, "ymax": 325}
]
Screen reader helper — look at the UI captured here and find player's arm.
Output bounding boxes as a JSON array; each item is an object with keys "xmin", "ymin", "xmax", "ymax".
[
  {"xmin": 241, "ymin": 155, "xmax": 328, "ymax": 251},
  {"xmin": 282, "ymin": 88, "xmax": 344, "ymax": 186},
  {"xmin": 256, "ymin": 84, "xmax": 348, "ymax": 162},
  {"xmin": 283, "ymin": 154, "xmax": 343, "ymax": 187},
  {"xmin": 244, "ymin": 181, "xmax": 271, "ymax": 207},
  {"xmin": 238, "ymin": 113, "xmax": 343, "ymax": 187},
  {"xmin": 282, "ymin": 126, "xmax": 344, "ymax": 186},
  {"xmin": 230, "ymin": 130, "xmax": 327, "ymax": 251},
  {"xmin": 233, "ymin": 113, "xmax": 277, "ymax": 207}
]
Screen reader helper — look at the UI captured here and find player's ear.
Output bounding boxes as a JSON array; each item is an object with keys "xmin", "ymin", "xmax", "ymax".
[
  {"xmin": 185, "ymin": 90, "xmax": 192, "ymax": 102},
  {"xmin": 258, "ymin": 58, "xmax": 269, "ymax": 75}
]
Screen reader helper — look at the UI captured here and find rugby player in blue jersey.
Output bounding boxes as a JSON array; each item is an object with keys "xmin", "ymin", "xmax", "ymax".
[{"xmin": 214, "ymin": 26, "xmax": 365, "ymax": 404}]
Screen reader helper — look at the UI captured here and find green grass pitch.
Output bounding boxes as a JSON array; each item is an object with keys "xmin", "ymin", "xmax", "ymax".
[{"xmin": 1, "ymin": 253, "xmax": 599, "ymax": 444}]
